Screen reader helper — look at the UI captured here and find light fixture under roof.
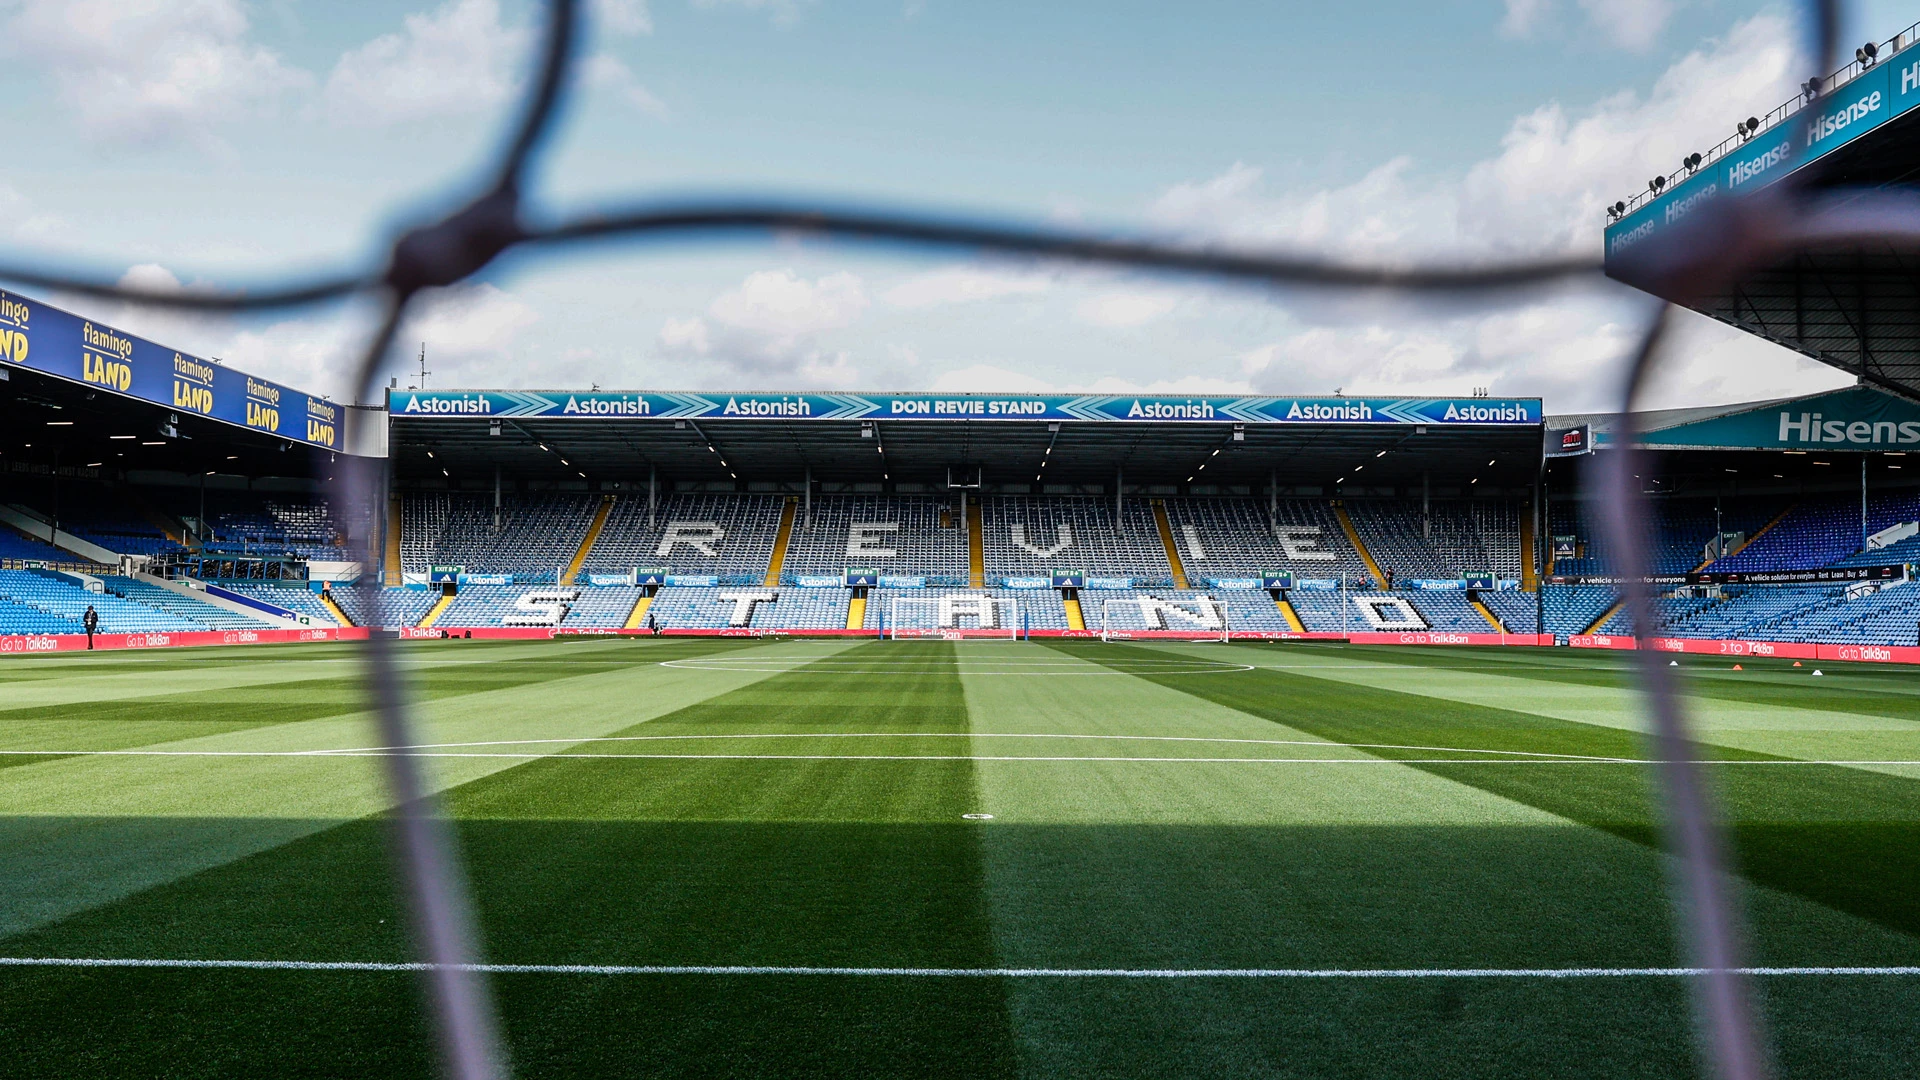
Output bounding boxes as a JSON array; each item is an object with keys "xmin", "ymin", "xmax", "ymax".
[
  {"xmin": 46, "ymin": 421, "xmax": 72, "ymax": 426},
  {"xmin": 109, "ymin": 435, "xmax": 135, "ymax": 440}
]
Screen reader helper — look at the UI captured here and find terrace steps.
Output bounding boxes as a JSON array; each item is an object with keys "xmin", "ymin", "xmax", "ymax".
[
  {"xmin": 1063, "ymin": 596, "xmax": 1086, "ymax": 631},
  {"xmin": 1151, "ymin": 501, "xmax": 1189, "ymax": 589},
  {"xmin": 1333, "ymin": 503, "xmax": 1387, "ymax": 585},
  {"xmin": 1277, "ymin": 597, "xmax": 1306, "ymax": 632},
  {"xmin": 624, "ymin": 593, "xmax": 654, "ymax": 630},
  {"xmin": 765, "ymin": 499, "xmax": 797, "ymax": 586},
  {"xmin": 1470, "ymin": 596, "xmax": 1506, "ymax": 632},
  {"xmin": 417, "ymin": 591, "xmax": 455, "ymax": 628},
  {"xmin": 1583, "ymin": 599, "xmax": 1624, "ymax": 635},
  {"xmin": 967, "ymin": 502, "xmax": 985, "ymax": 587},
  {"xmin": 318, "ymin": 590, "xmax": 353, "ymax": 627},
  {"xmin": 846, "ymin": 593, "xmax": 867, "ymax": 630},
  {"xmin": 561, "ymin": 496, "xmax": 616, "ymax": 585},
  {"xmin": 384, "ymin": 495, "xmax": 404, "ymax": 584}
]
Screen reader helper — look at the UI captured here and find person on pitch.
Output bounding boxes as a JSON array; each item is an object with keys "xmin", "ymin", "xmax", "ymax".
[{"xmin": 83, "ymin": 604, "xmax": 98, "ymax": 650}]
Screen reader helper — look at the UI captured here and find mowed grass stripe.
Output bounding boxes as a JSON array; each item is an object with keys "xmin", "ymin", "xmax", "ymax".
[
  {"xmin": 0, "ymin": 641, "xmax": 738, "ymax": 770},
  {"xmin": 0, "ymin": 641, "xmax": 1020, "ymax": 1078},
  {"xmin": 0, "ymin": 637, "xmax": 820, "ymax": 944},
  {"xmin": 1062, "ymin": 641, "xmax": 1920, "ymax": 945},
  {"xmin": 1309, "ymin": 642, "xmax": 1920, "ymax": 721}
]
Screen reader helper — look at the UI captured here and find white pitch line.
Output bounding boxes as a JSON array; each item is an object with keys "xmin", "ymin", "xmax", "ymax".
[
  {"xmin": 0, "ymin": 956, "xmax": 1916, "ymax": 978},
  {"xmin": 4, "ymin": 748, "xmax": 1920, "ymax": 765},
  {"xmin": 305, "ymin": 732, "xmax": 1627, "ymax": 762}
]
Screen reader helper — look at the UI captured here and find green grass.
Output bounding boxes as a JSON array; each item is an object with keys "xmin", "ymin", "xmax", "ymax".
[{"xmin": 1, "ymin": 637, "xmax": 1919, "ymax": 1076}]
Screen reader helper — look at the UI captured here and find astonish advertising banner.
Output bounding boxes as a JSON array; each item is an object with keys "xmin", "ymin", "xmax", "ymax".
[
  {"xmin": 0, "ymin": 290, "xmax": 340, "ymax": 450},
  {"xmin": 1605, "ymin": 40, "xmax": 1920, "ymax": 266},
  {"xmin": 390, "ymin": 390, "xmax": 1541, "ymax": 426}
]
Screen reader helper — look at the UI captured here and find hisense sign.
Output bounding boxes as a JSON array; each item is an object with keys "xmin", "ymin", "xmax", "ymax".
[{"xmin": 1636, "ymin": 387, "xmax": 1920, "ymax": 450}]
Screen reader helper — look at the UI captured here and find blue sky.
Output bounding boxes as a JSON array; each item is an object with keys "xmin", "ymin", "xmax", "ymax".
[{"xmin": 0, "ymin": 0, "xmax": 1907, "ymax": 411}]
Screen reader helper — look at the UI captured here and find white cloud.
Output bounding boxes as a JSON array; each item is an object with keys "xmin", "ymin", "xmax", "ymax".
[
  {"xmin": 924, "ymin": 364, "xmax": 1251, "ymax": 396},
  {"xmin": 323, "ymin": 0, "xmax": 529, "ymax": 125},
  {"xmin": 578, "ymin": 53, "xmax": 668, "ymax": 116},
  {"xmin": 1125, "ymin": 14, "xmax": 1826, "ymax": 412},
  {"xmin": 1576, "ymin": 0, "xmax": 1673, "ymax": 52},
  {"xmin": 1074, "ymin": 289, "xmax": 1179, "ymax": 329},
  {"xmin": 926, "ymin": 364, "xmax": 1058, "ymax": 394},
  {"xmin": 0, "ymin": 0, "xmax": 309, "ymax": 145},
  {"xmin": 1499, "ymin": 0, "xmax": 1675, "ymax": 51},
  {"xmin": 1500, "ymin": 0, "xmax": 1553, "ymax": 39},
  {"xmin": 591, "ymin": 0, "xmax": 653, "ymax": 35},
  {"xmin": 0, "ymin": 185, "xmax": 63, "ymax": 243},
  {"xmin": 883, "ymin": 266, "xmax": 1052, "ymax": 308},
  {"xmin": 659, "ymin": 269, "xmax": 869, "ymax": 381}
]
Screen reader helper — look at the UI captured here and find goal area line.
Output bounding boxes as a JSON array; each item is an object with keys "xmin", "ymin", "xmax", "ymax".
[{"xmin": 3, "ymin": 957, "xmax": 1915, "ymax": 979}]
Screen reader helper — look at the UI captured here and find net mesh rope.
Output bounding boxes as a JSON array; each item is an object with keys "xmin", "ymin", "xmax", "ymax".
[{"xmin": 0, "ymin": 1, "xmax": 1883, "ymax": 1075}]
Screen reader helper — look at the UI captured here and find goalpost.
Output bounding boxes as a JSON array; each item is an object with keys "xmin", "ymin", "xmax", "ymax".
[
  {"xmin": 1101, "ymin": 595, "xmax": 1230, "ymax": 642},
  {"xmin": 887, "ymin": 594, "xmax": 1021, "ymax": 640}
]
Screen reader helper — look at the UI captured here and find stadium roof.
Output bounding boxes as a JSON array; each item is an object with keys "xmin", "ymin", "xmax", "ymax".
[
  {"xmin": 389, "ymin": 389, "xmax": 1546, "ymax": 492},
  {"xmin": 1603, "ymin": 25, "xmax": 1920, "ymax": 399},
  {"xmin": 1551, "ymin": 385, "xmax": 1920, "ymax": 451}
]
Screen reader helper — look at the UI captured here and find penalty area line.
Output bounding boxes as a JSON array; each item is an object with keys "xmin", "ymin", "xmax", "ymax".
[{"xmin": 0, "ymin": 957, "xmax": 1917, "ymax": 979}]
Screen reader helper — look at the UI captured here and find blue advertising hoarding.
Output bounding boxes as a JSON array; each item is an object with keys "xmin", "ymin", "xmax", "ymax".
[
  {"xmin": 1605, "ymin": 43, "xmax": 1920, "ymax": 266},
  {"xmin": 390, "ymin": 390, "xmax": 1540, "ymax": 426},
  {"xmin": 0, "ymin": 290, "xmax": 341, "ymax": 450}
]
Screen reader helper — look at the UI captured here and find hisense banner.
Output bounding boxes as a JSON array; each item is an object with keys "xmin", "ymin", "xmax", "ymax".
[
  {"xmin": 1606, "ymin": 38, "xmax": 1920, "ymax": 267},
  {"xmin": 389, "ymin": 390, "xmax": 1540, "ymax": 425},
  {"xmin": 1634, "ymin": 387, "xmax": 1920, "ymax": 450}
]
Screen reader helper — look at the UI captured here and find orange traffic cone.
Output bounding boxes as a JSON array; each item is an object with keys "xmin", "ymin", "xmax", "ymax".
[
  {"xmin": 1732, "ymin": 664, "xmax": 1743, "ymax": 671},
  {"xmin": 1793, "ymin": 661, "xmax": 1802, "ymax": 667}
]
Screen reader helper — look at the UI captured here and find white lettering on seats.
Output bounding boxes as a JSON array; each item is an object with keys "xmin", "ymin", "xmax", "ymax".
[
  {"xmin": 718, "ymin": 590, "xmax": 776, "ymax": 627},
  {"xmin": 1274, "ymin": 525, "xmax": 1336, "ymax": 561},
  {"xmin": 1353, "ymin": 595, "xmax": 1427, "ymax": 630},
  {"xmin": 657, "ymin": 522, "xmax": 724, "ymax": 557},
  {"xmin": 937, "ymin": 594, "xmax": 1000, "ymax": 629},
  {"xmin": 1180, "ymin": 524, "xmax": 1207, "ymax": 561},
  {"xmin": 1011, "ymin": 523, "xmax": 1072, "ymax": 558},
  {"xmin": 846, "ymin": 522, "xmax": 900, "ymax": 558},
  {"xmin": 506, "ymin": 589, "xmax": 580, "ymax": 627},
  {"xmin": 1136, "ymin": 596, "xmax": 1223, "ymax": 630}
]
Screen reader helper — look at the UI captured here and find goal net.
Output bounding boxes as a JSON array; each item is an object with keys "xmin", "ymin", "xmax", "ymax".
[
  {"xmin": 887, "ymin": 594, "xmax": 1021, "ymax": 640},
  {"xmin": 1101, "ymin": 595, "xmax": 1230, "ymax": 642}
]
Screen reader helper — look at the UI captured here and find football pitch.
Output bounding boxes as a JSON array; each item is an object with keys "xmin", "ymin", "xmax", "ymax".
[{"xmin": 2, "ymin": 638, "xmax": 1919, "ymax": 1077}]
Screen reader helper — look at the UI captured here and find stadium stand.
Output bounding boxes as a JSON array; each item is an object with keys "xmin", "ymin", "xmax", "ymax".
[
  {"xmin": 331, "ymin": 588, "xmax": 440, "ymax": 628},
  {"xmin": 403, "ymin": 493, "xmax": 597, "ymax": 581},
  {"xmin": 1345, "ymin": 499, "xmax": 1521, "ymax": 581},
  {"xmin": 981, "ymin": 497, "xmax": 1171, "ymax": 584},
  {"xmin": 1477, "ymin": 590, "xmax": 1541, "ymax": 634},
  {"xmin": 644, "ymin": 584, "xmax": 848, "ymax": 631},
  {"xmin": 1712, "ymin": 491, "xmax": 1920, "ymax": 573},
  {"xmin": 434, "ymin": 585, "xmax": 641, "ymax": 628},
  {"xmin": 781, "ymin": 496, "xmax": 969, "ymax": 583},
  {"xmin": 584, "ymin": 494, "xmax": 784, "ymax": 584},
  {"xmin": 867, "ymin": 587, "xmax": 1063, "ymax": 631},
  {"xmin": 1084, "ymin": 589, "xmax": 1283, "ymax": 635},
  {"xmin": 0, "ymin": 569, "xmax": 207, "ymax": 632},
  {"xmin": 0, "ymin": 526, "xmax": 69, "ymax": 564},
  {"xmin": 1542, "ymin": 584, "xmax": 1618, "ymax": 637},
  {"xmin": 27, "ymin": 484, "xmax": 184, "ymax": 557},
  {"xmin": 220, "ymin": 582, "xmax": 342, "ymax": 625},
  {"xmin": 1163, "ymin": 498, "xmax": 1371, "ymax": 582},
  {"xmin": 198, "ymin": 493, "xmax": 348, "ymax": 559}
]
